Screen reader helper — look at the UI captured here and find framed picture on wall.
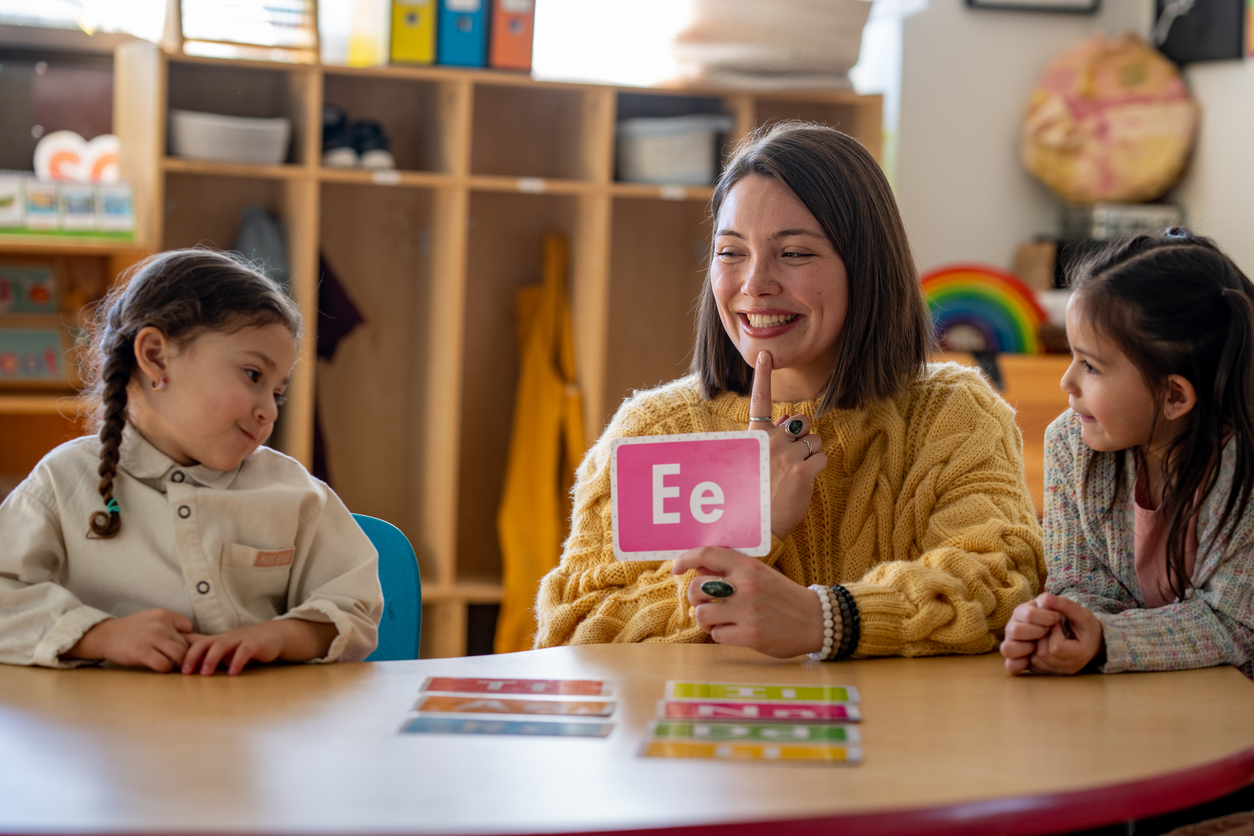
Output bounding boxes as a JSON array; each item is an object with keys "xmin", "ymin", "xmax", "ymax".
[{"xmin": 966, "ymin": 0, "xmax": 1099, "ymax": 12}]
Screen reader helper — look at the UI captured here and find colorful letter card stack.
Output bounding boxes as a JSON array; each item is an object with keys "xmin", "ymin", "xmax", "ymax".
[
  {"xmin": 644, "ymin": 681, "xmax": 862, "ymax": 764},
  {"xmin": 401, "ymin": 677, "xmax": 615, "ymax": 738}
]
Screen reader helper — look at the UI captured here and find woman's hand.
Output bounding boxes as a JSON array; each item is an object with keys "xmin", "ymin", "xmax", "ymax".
[
  {"xmin": 673, "ymin": 546, "xmax": 825, "ymax": 658},
  {"xmin": 749, "ymin": 351, "xmax": 827, "ymax": 539},
  {"xmin": 1001, "ymin": 593, "xmax": 1104, "ymax": 675},
  {"xmin": 181, "ymin": 619, "xmax": 338, "ymax": 676},
  {"xmin": 64, "ymin": 609, "xmax": 193, "ymax": 673}
]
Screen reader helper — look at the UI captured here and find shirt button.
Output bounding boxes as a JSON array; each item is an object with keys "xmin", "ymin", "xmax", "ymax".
[
  {"xmin": 172, "ymin": 471, "xmax": 185, "ymax": 483},
  {"xmin": 178, "ymin": 505, "xmax": 191, "ymax": 518},
  {"xmin": 196, "ymin": 581, "xmax": 210, "ymax": 594}
]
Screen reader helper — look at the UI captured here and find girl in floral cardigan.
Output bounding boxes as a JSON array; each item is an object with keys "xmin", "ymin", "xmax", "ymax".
[{"xmin": 1002, "ymin": 230, "xmax": 1254, "ymax": 678}]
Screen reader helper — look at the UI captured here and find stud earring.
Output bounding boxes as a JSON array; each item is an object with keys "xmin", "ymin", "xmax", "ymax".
[{"xmin": 152, "ymin": 377, "xmax": 167, "ymax": 391}]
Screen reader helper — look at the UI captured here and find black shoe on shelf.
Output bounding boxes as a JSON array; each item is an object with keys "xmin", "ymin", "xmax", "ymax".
[
  {"xmin": 322, "ymin": 104, "xmax": 357, "ymax": 168},
  {"xmin": 351, "ymin": 120, "xmax": 396, "ymax": 170}
]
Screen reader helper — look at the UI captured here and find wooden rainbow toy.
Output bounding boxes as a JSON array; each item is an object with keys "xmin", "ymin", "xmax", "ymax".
[{"xmin": 920, "ymin": 264, "xmax": 1047, "ymax": 354}]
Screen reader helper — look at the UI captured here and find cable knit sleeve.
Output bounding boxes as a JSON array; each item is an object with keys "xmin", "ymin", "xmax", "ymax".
[
  {"xmin": 841, "ymin": 369, "xmax": 1045, "ymax": 658},
  {"xmin": 534, "ymin": 383, "xmax": 724, "ymax": 647}
]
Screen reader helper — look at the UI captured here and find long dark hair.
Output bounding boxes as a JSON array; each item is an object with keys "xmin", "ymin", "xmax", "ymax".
[
  {"xmin": 83, "ymin": 248, "xmax": 302, "ymax": 538},
  {"xmin": 1070, "ymin": 229, "xmax": 1254, "ymax": 600},
  {"xmin": 692, "ymin": 121, "xmax": 933, "ymax": 414}
]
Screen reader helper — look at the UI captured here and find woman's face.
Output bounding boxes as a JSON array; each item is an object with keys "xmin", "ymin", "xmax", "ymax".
[{"xmin": 712, "ymin": 174, "xmax": 849, "ymax": 402}]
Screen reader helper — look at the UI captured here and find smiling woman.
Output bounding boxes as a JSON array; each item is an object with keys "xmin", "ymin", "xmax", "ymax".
[{"xmin": 534, "ymin": 122, "xmax": 1045, "ymax": 661}]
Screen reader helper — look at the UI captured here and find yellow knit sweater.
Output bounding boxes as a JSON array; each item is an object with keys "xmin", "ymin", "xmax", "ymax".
[{"xmin": 533, "ymin": 363, "xmax": 1045, "ymax": 657}]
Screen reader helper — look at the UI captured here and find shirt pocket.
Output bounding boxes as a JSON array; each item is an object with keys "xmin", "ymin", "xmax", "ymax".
[{"xmin": 219, "ymin": 543, "xmax": 296, "ymax": 620}]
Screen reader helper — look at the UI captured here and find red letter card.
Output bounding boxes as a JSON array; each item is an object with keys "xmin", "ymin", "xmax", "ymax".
[
  {"xmin": 421, "ymin": 677, "xmax": 611, "ymax": 696},
  {"xmin": 611, "ymin": 431, "xmax": 770, "ymax": 561}
]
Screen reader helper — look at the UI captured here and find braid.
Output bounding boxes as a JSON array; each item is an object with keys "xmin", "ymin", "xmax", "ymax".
[
  {"xmin": 81, "ymin": 248, "xmax": 303, "ymax": 541},
  {"xmin": 88, "ymin": 335, "xmax": 134, "ymax": 538}
]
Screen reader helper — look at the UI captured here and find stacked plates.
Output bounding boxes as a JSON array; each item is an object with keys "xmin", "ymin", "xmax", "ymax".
[{"xmin": 168, "ymin": 110, "xmax": 291, "ymax": 165}]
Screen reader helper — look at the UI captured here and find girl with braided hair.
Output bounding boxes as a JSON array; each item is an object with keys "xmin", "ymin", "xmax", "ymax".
[
  {"xmin": 0, "ymin": 249, "xmax": 381, "ymax": 674},
  {"xmin": 1002, "ymin": 230, "xmax": 1254, "ymax": 678}
]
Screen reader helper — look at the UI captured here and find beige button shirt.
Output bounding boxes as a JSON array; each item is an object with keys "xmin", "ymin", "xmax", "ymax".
[{"xmin": 0, "ymin": 425, "xmax": 382, "ymax": 667}]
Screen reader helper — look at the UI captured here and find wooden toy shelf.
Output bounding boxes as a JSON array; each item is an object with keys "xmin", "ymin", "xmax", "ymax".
[{"xmin": 108, "ymin": 41, "xmax": 883, "ymax": 657}]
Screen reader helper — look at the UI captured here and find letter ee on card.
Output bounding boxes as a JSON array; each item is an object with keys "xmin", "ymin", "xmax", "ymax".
[{"xmin": 610, "ymin": 431, "xmax": 770, "ymax": 561}]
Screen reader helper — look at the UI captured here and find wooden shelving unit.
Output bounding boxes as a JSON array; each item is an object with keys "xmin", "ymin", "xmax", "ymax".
[
  {"xmin": 0, "ymin": 236, "xmax": 147, "ymax": 490},
  {"xmin": 108, "ymin": 41, "xmax": 882, "ymax": 657}
]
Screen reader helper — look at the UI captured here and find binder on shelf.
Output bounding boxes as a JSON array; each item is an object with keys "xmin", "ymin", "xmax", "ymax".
[
  {"xmin": 391, "ymin": 0, "xmax": 437, "ymax": 65},
  {"xmin": 438, "ymin": 0, "xmax": 489, "ymax": 67},
  {"xmin": 489, "ymin": 0, "xmax": 534, "ymax": 71}
]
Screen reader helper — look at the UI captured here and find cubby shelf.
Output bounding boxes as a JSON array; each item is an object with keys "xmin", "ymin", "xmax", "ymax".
[
  {"xmin": 0, "ymin": 394, "xmax": 90, "ymax": 417},
  {"xmin": 106, "ymin": 42, "xmax": 882, "ymax": 657}
]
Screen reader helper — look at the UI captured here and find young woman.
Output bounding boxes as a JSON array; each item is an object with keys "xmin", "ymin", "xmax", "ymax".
[{"xmin": 534, "ymin": 122, "xmax": 1044, "ymax": 660}]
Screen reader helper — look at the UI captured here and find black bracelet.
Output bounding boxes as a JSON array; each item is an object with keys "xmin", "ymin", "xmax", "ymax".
[{"xmin": 829, "ymin": 585, "xmax": 861, "ymax": 660}]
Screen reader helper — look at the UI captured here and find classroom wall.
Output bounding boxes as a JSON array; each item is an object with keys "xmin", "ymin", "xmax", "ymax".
[
  {"xmin": 1172, "ymin": 61, "xmax": 1254, "ymax": 275},
  {"xmin": 895, "ymin": 0, "xmax": 1155, "ymax": 274}
]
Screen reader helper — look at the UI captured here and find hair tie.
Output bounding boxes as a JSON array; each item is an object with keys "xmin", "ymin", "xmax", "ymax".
[{"xmin": 105, "ymin": 498, "xmax": 120, "ymax": 514}]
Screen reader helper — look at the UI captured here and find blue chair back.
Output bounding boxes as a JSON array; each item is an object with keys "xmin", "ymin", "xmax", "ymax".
[{"xmin": 353, "ymin": 514, "xmax": 422, "ymax": 661}]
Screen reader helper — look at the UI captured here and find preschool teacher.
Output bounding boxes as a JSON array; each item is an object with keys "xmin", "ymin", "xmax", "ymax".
[{"xmin": 533, "ymin": 122, "xmax": 1045, "ymax": 660}]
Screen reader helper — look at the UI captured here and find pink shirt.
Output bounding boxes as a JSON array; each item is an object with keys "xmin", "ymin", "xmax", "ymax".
[{"xmin": 1132, "ymin": 463, "xmax": 1198, "ymax": 609}]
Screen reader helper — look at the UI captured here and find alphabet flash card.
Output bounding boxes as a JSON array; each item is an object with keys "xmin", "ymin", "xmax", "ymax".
[{"xmin": 610, "ymin": 431, "xmax": 770, "ymax": 561}]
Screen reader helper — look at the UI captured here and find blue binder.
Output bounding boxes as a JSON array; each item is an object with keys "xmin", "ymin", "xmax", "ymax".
[{"xmin": 437, "ymin": 0, "xmax": 489, "ymax": 67}]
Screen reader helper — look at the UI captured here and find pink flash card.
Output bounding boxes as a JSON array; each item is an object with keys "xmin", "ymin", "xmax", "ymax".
[
  {"xmin": 658, "ymin": 700, "xmax": 862, "ymax": 723},
  {"xmin": 421, "ymin": 677, "xmax": 611, "ymax": 696},
  {"xmin": 610, "ymin": 431, "xmax": 770, "ymax": 561}
]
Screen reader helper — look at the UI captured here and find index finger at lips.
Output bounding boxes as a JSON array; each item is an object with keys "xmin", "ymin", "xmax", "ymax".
[{"xmin": 749, "ymin": 351, "xmax": 772, "ymax": 427}]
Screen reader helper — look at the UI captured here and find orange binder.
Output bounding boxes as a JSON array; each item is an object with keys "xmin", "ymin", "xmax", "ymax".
[{"xmin": 489, "ymin": 0, "xmax": 535, "ymax": 71}]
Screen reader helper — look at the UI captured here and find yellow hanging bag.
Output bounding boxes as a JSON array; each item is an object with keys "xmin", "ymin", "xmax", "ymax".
[{"xmin": 494, "ymin": 233, "xmax": 585, "ymax": 653}]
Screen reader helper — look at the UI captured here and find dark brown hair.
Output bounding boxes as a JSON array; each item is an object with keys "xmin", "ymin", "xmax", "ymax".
[
  {"xmin": 692, "ymin": 121, "xmax": 933, "ymax": 413},
  {"xmin": 83, "ymin": 248, "xmax": 302, "ymax": 538},
  {"xmin": 1070, "ymin": 229, "xmax": 1254, "ymax": 601}
]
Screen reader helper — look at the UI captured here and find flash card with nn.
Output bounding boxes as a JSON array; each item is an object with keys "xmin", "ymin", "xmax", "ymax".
[
  {"xmin": 659, "ymin": 700, "xmax": 861, "ymax": 722},
  {"xmin": 610, "ymin": 431, "xmax": 770, "ymax": 561}
]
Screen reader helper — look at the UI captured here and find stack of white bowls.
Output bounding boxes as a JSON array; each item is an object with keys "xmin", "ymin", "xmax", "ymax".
[{"xmin": 168, "ymin": 110, "xmax": 291, "ymax": 165}]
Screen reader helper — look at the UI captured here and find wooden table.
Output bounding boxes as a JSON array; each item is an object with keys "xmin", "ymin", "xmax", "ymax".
[{"xmin": 2, "ymin": 645, "xmax": 1253, "ymax": 836}]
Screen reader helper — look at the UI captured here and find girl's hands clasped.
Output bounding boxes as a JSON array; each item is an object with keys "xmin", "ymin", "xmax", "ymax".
[
  {"xmin": 1000, "ymin": 593, "xmax": 1105, "ymax": 675},
  {"xmin": 181, "ymin": 619, "xmax": 338, "ymax": 677},
  {"xmin": 65, "ymin": 611, "xmax": 338, "ymax": 676},
  {"xmin": 669, "ymin": 351, "xmax": 831, "ymax": 659}
]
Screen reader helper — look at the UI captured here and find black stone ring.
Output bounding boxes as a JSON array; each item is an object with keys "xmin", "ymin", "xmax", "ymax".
[
  {"xmin": 784, "ymin": 418, "xmax": 807, "ymax": 438},
  {"xmin": 701, "ymin": 579, "xmax": 736, "ymax": 600}
]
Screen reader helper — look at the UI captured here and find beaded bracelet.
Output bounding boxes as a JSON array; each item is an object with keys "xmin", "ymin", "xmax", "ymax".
[
  {"xmin": 807, "ymin": 584, "xmax": 842, "ymax": 661},
  {"xmin": 829, "ymin": 584, "xmax": 861, "ymax": 660}
]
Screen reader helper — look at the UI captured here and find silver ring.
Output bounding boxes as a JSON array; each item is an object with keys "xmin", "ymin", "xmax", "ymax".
[
  {"xmin": 801, "ymin": 437, "xmax": 814, "ymax": 457},
  {"xmin": 784, "ymin": 418, "xmax": 806, "ymax": 438},
  {"xmin": 700, "ymin": 579, "xmax": 736, "ymax": 600},
  {"xmin": 748, "ymin": 416, "xmax": 773, "ymax": 423}
]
